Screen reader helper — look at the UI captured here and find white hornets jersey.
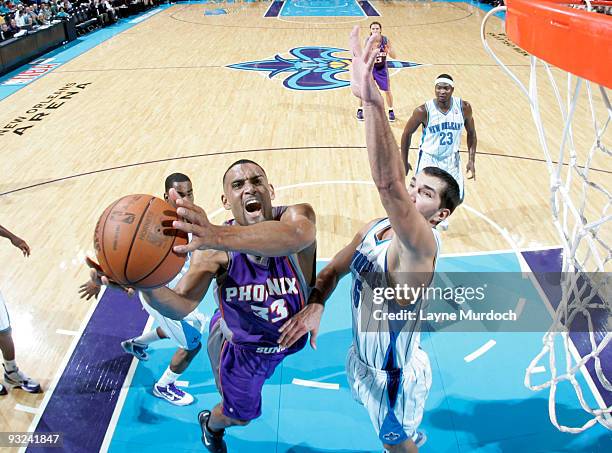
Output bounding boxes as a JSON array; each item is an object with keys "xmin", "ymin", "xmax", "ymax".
[
  {"xmin": 349, "ymin": 218, "xmax": 441, "ymax": 370},
  {"xmin": 167, "ymin": 232, "xmax": 192, "ymax": 289},
  {"xmin": 420, "ymin": 96, "xmax": 464, "ymax": 161}
]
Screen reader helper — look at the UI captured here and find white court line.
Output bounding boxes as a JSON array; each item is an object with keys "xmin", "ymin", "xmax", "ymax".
[
  {"xmin": 531, "ymin": 366, "xmax": 547, "ymax": 374},
  {"xmin": 19, "ymin": 285, "xmax": 105, "ymax": 453},
  {"xmin": 292, "ymin": 378, "xmax": 339, "ymax": 390},
  {"xmin": 514, "ymin": 298, "xmax": 526, "ymax": 319},
  {"xmin": 437, "ymin": 272, "xmax": 456, "ymax": 296},
  {"xmin": 312, "ymin": 371, "xmax": 345, "ymax": 382},
  {"xmin": 363, "ymin": 0, "xmax": 381, "ymax": 16},
  {"xmin": 464, "ymin": 340, "xmax": 497, "ymax": 363},
  {"xmin": 15, "ymin": 404, "xmax": 39, "ymax": 415},
  {"xmin": 55, "ymin": 329, "xmax": 79, "ymax": 336},
  {"xmin": 175, "ymin": 380, "xmax": 189, "ymax": 388},
  {"xmin": 440, "ymin": 244, "xmax": 563, "ymax": 258},
  {"xmin": 100, "ymin": 315, "xmax": 154, "ymax": 453},
  {"xmin": 185, "ymin": 378, "xmax": 217, "ymax": 389}
]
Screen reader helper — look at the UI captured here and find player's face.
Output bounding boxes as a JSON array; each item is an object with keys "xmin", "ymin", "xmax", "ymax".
[
  {"xmin": 222, "ymin": 163, "xmax": 275, "ymax": 226},
  {"xmin": 370, "ymin": 24, "xmax": 381, "ymax": 36},
  {"xmin": 164, "ymin": 181, "xmax": 194, "ymax": 208},
  {"xmin": 435, "ymin": 83, "xmax": 454, "ymax": 105},
  {"xmin": 408, "ymin": 173, "xmax": 450, "ymax": 225}
]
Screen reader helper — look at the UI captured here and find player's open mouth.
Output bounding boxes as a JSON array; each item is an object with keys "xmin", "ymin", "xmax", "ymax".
[{"xmin": 244, "ymin": 199, "xmax": 262, "ymax": 215}]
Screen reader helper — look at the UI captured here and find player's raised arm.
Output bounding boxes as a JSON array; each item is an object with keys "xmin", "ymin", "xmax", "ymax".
[
  {"xmin": 401, "ymin": 105, "xmax": 427, "ymax": 175},
  {"xmin": 208, "ymin": 203, "xmax": 315, "ymax": 257},
  {"xmin": 140, "ymin": 249, "xmax": 226, "ymax": 320},
  {"xmin": 463, "ymin": 100, "xmax": 477, "ymax": 180},
  {"xmin": 350, "ymin": 26, "xmax": 436, "ymax": 257}
]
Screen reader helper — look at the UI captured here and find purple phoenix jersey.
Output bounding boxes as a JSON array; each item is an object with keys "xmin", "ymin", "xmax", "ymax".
[
  {"xmin": 373, "ymin": 35, "xmax": 389, "ymax": 69},
  {"xmin": 213, "ymin": 206, "xmax": 312, "ymax": 355}
]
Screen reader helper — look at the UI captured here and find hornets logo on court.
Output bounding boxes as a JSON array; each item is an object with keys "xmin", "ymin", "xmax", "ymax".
[{"xmin": 228, "ymin": 47, "xmax": 421, "ymax": 91}]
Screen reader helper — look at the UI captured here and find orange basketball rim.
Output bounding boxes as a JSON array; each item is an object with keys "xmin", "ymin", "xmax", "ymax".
[{"xmin": 504, "ymin": 0, "xmax": 612, "ymax": 88}]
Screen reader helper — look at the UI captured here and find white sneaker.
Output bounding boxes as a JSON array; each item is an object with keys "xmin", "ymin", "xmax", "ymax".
[
  {"xmin": 121, "ymin": 339, "xmax": 149, "ymax": 361},
  {"xmin": 153, "ymin": 383, "xmax": 194, "ymax": 406},
  {"xmin": 4, "ymin": 366, "xmax": 42, "ymax": 393}
]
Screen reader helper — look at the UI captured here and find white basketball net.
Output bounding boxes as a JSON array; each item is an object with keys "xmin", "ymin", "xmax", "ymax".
[{"xmin": 481, "ymin": 5, "xmax": 611, "ymax": 433}]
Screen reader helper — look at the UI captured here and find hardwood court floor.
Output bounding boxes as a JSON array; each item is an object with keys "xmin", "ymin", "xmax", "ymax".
[{"xmin": 0, "ymin": 0, "xmax": 609, "ymax": 441}]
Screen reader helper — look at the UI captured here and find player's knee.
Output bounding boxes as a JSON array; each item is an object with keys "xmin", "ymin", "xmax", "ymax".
[
  {"xmin": 186, "ymin": 341, "xmax": 202, "ymax": 357},
  {"xmin": 229, "ymin": 417, "xmax": 250, "ymax": 427},
  {"xmin": 382, "ymin": 442, "xmax": 408, "ymax": 453},
  {"xmin": 384, "ymin": 439, "xmax": 417, "ymax": 453},
  {"xmin": 0, "ymin": 328, "xmax": 12, "ymax": 337}
]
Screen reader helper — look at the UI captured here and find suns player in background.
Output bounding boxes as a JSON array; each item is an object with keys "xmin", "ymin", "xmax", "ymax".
[
  {"xmin": 356, "ymin": 21, "xmax": 397, "ymax": 122},
  {"xmin": 94, "ymin": 159, "xmax": 319, "ymax": 453},
  {"xmin": 80, "ymin": 173, "xmax": 207, "ymax": 406},
  {"xmin": 0, "ymin": 224, "xmax": 41, "ymax": 394},
  {"xmin": 400, "ymin": 74, "xmax": 477, "ymax": 228},
  {"xmin": 279, "ymin": 28, "xmax": 461, "ymax": 452}
]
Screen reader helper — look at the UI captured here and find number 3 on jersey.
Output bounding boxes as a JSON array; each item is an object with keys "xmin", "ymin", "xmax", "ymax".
[
  {"xmin": 251, "ymin": 300, "xmax": 289, "ymax": 323},
  {"xmin": 439, "ymin": 131, "xmax": 453, "ymax": 145}
]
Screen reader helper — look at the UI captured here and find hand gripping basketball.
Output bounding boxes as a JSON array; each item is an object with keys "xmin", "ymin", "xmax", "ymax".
[{"xmin": 168, "ymin": 188, "xmax": 217, "ymax": 254}]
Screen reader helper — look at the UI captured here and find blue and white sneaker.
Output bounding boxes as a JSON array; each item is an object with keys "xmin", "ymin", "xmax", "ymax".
[
  {"xmin": 0, "ymin": 382, "xmax": 7, "ymax": 396},
  {"xmin": 3, "ymin": 366, "xmax": 42, "ymax": 393},
  {"xmin": 121, "ymin": 339, "xmax": 149, "ymax": 361},
  {"xmin": 153, "ymin": 383, "xmax": 194, "ymax": 406},
  {"xmin": 356, "ymin": 108, "xmax": 364, "ymax": 121},
  {"xmin": 388, "ymin": 109, "xmax": 396, "ymax": 122}
]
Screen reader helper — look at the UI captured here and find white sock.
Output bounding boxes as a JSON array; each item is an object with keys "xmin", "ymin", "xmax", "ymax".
[
  {"xmin": 4, "ymin": 359, "xmax": 17, "ymax": 373},
  {"xmin": 133, "ymin": 329, "xmax": 161, "ymax": 346},
  {"xmin": 156, "ymin": 367, "xmax": 180, "ymax": 387}
]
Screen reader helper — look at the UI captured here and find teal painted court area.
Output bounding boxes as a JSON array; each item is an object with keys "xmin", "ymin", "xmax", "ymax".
[
  {"xmin": 107, "ymin": 252, "xmax": 612, "ymax": 452},
  {"xmin": 280, "ymin": 0, "xmax": 366, "ymax": 17}
]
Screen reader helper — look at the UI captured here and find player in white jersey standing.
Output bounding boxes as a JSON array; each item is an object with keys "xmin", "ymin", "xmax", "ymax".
[
  {"xmin": 0, "ymin": 224, "xmax": 41, "ymax": 395},
  {"xmin": 79, "ymin": 173, "xmax": 207, "ymax": 406},
  {"xmin": 278, "ymin": 28, "xmax": 461, "ymax": 453},
  {"xmin": 400, "ymin": 74, "xmax": 477, "ymax": 201}
]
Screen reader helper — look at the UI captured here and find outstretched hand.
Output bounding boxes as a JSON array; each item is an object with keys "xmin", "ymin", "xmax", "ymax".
[
  {"xmin": 466, "ymin": 161, "xmax": 476, "ymax": 180},
  {"xmin": 349, "ymin": 26, "xmax": 384, "ymax": 107},
  {"xmin": 82, "ymin": 256, "xmax": 135, "ymax": 298},
  {"xmin": 168, "ymin": 188, "xmax": 216, "ymax": 254},
  {"xmin": 11, "ymin": 236, "xmax": 30, "ymax": 257},
  {"xmin": 277, "ymin": 303, "xmax": 324, "ymax": 350},
  {"xmin": 78, "ymin": 268, "xmax": 101, "ymax": 300}
]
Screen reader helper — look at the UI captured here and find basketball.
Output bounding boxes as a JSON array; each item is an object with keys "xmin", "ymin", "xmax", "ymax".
[{"xmin": 93, "ymin": 194, "xmax": 188, "ymax": 289}]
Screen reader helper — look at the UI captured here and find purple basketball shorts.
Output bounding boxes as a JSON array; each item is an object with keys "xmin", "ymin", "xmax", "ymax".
[{"xmin": 373, "ymin": 66, "xmax": 390, "ymax": 91}]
